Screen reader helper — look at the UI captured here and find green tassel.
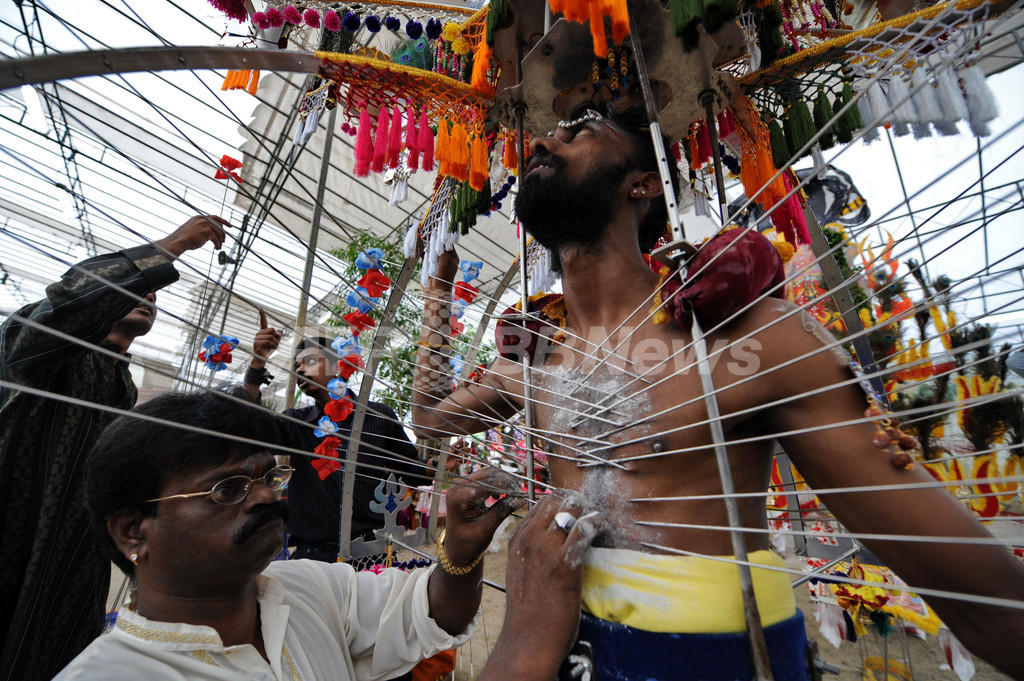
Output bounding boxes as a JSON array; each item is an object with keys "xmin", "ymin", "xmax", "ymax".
[
  {"xmin": 834, "ymin": 82, "xmax": 863, "ymax": 144},
  {"xmin": 485, "ymin": 0, "xmax": 512, "ymax": 46},
  {"xmin": 785, "ymin": 98, "xmax": 815, "ymax": 158},
  {"xmin": 768, "ymin": 116, "xmax": 791, "ymax": 168},
  {"xmin": 702, "ymin": 0, "xmax": 740, "ymax": 37},
  {"xmin": 670, "ymin": 0, "xmax": 705, "ymax": 51},
  {"xmin": 813, "ymin": 89, "xmax": 836, "ymax": 150}
]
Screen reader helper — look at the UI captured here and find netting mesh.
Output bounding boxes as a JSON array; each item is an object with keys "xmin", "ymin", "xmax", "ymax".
[
  {"xmin": 315, "ymin": 51, "xmax": 491, "ymax": 126},
  {"xmin": 736, "ymin": 0, "xmax": 1000, "ymax": 119}
]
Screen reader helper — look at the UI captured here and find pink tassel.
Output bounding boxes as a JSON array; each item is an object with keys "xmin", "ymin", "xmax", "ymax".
[
  {"xmin": 418, "ymin": 111, "xmax": 435, "ymax": 172},
  {"xmin": 353, "ymin": 109, "xmax": 373, "ymax": 177},
  {"xmin": 371, "ymin": 108, "xmax": 390, "ymax": 173},
  {"xmin": 770, "ymin": 173, "xmax": 811, "ymax": 246},
  {"xmin": 387, "ymin": 107, "xmax": 403, "ymax": 169},
  {"xmin": 717, "ymin": 109, "xmax": 737, "ymax": 138},
  {"xmin": 405, "ymin": 108, "xmax": 419, "ymax": 170}
]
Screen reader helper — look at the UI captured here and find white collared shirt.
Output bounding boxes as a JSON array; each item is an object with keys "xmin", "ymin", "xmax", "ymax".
[{"xmin": 55, "ymin": 560, "xmax": 475, "ymax": 680}]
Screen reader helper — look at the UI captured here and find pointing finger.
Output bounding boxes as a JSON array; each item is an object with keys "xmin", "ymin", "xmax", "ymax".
[{"xmin": 259, "ymin": 308, "xmax": 268, "ymax": 330}]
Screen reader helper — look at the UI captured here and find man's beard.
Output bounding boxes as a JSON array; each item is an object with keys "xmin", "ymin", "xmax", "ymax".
[{"xmin": 516, "ymin": 152, "xmax": 630, "ymax": 257}]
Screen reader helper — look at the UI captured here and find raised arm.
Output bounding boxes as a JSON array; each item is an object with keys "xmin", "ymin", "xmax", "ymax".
[
  {"xmin": 1, "ymin": 215, "xmax": 227, "ymax": 379},
  {"xmin": 763, "ymin": 306, "xmax": 1024, "ymax": 677},
  {"xmin": 411, "ymin": 249, "xmax": 521, "ymax": 440}
]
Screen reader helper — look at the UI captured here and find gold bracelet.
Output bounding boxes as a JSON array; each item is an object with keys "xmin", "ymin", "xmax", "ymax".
[
  {"xmin": 418, "ymin": 340, "xmax": 452, "ymax": 350},
  {"xmin": 436, "ymin": 541, "xmax": 483, "ymax": 576}
]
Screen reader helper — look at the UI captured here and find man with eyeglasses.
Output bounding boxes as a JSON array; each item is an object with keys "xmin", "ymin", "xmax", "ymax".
[
  {"xmin": 0, "ymin": 215, "xmax": 228, "ymax": 681},
  {"xmin": 54, "ymin": 390, "xmax": 600, "ymax": 681}
]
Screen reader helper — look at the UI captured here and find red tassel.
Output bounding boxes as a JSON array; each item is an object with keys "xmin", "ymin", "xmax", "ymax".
[
  {"xmin": 371, "ymin": 108, "xmax": 390, "ymax": 173},
  {"xmin": 717, "ymin": 109, "xmax": 736, "ymax": 138},
  {"xmin": 405, "ymin": 108, "xmax": 419, "ymax": 170},
  {"xmin": 419, "ymin": 111, "xmax": 435, "ymax": 172},
  {"xmin": 387, "ymin": 106, "xmax": 403, "ymax": 169},
  {"xmin": 353, "ymin": 109, "xmax": 373, "ymax": 177},
  {"xmin": 696, "ymin": 121, "xmax": 712, "ymax": 166}
]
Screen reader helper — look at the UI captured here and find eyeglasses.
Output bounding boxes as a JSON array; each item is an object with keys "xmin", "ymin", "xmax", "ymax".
[{"xmin": 146, "ymin": 465, "xmax": 293, "ymax": 506}]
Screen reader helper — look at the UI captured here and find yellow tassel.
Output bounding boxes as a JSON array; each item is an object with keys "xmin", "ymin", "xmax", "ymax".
[
  {"xmin": 247, "ymin": 69, "xmax": 260, "ymax": 95},
  {"xmin": 772, "ymin": 240, "xmax": 795, "ymax": 263},
  {"xmin": 471, "ymin": 41, "xmax": 493, "ymax": 93}
]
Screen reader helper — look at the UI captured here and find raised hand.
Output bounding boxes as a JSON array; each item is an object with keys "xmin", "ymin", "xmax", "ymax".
[
  {"xmin": 153, "ymin": 215, "xmax": 229, "ymax": 260},
  {"xmin": 252, "ymin": 309, "xmax": 282, "ymax": 367}
]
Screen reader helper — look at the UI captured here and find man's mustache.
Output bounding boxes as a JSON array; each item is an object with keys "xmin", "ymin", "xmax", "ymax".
[{"xmin": 233, "ymin": 500, "xmax": 289, "ymax": 546}]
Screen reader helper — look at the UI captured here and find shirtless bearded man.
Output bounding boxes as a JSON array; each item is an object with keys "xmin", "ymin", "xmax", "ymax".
[{"xmin": 412, "ymin": 105, "xmax": 1024, "ymax": 679}]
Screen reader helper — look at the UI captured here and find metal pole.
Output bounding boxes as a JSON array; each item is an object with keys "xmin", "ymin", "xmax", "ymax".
[
  {"xmin": 515, "ymin": 103, "xmax": 536, "ymax": 502},
  {"xmin": 287, "ymin": 106, "xmax": 338, "ymax": 400},
  {"xmin": 700, "ymin": 89, "xmax": 729, "ymax": 223},
  {"xmin": 631, "ymin": 12, "xmax": 773, "ymax": 680}
]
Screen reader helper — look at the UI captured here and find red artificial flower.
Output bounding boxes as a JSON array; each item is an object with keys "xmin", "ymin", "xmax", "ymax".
[
  {"xmin": 344, "ymin": 311, "xmax": 376, "ymax": 335},
  {"xmin": 449, "ymin": 315, "xmax": 464, "ymax": 336},
  {"xmin": 312, "ymin": 436, "xmax": 342, "ymax": 480},
  {"xmin": 214, "ymin": 155, "xmax": 244, "ymax": 183},
  {"xmin": 197, "ymin": 351, "xmax": 207, "ymax": 362},
  {"xmin": 324, "ymin": 397, "xmax": 354, "ymax": 422},
  {"xmin": 357, "ymin": 269, "xmax": 391, "ymax": 297},
  {"xmin": 452, "ymin": 281, "xmax": 480, "ymax": 304},
  {"xmin": 337, "ymin": 353, "xmax": 364, "ymax": 380}
]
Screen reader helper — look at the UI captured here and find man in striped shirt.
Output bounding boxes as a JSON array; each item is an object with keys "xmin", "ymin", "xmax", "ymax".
[{"xmin": 0, "ymin": 215, "xmax": 227, "ymax": 681}]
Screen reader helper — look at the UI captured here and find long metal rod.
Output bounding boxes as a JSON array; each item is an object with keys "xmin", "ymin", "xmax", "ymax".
[
  {"xmin": 692, "ymin": 317, "xmax": 775, "ymax": 681},
  {"xmin": 515, "ymin": 103, "xmax": 536, "ymax": 502},
  {"xmin": 629, "ymin": 11, "xmax": 772, "ymax": 679},
  {"xmin": 287, "ymin": 106, "xmax": 337, "ymax": 399},
  {"xmin": 628, "ymin": 22, "xmax": 681, "ymax": 241},
  {"xmin": 700, "ymin": 90, "xmax": 728, "ymax": 223},
  {"xmin": 339, "ymin": 255, "xmax": 419, "ymax": 558}
]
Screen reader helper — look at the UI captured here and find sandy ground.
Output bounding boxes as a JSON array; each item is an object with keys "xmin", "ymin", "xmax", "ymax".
[{"xmin": 105, "ymin": 538, "xmax": 1011, "ymax": 681}]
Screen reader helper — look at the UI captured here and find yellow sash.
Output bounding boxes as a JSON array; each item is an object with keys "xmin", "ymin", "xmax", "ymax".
[{"xmin": 581, "ymin": 548, "xmax": 796, "ymax": 634}]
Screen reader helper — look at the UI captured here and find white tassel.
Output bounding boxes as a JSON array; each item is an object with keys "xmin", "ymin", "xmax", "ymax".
[
  {"xmin": 388, "ymin": 177, "xmax": 408, "ymax": 206},
  {"xmin": 857, "ymin": 96, "xmax": 880, "ymax": 144},
  {"xmin": 935, "ymin": 65, "xmax": 969, "ymax": 123},
  {"xmin": 442, "ymin": 225, "xmax": 461, "ymax": 251},
  {"xmin": 402, "ymin": 221, "xmax": 419, "ymax": 258},
  {"xmin": 910, "ymin": 68, "xmax": 941, "ymax": 122},
  {"xmin": 886, "ymin": 73, "xmax": 917, "ymax": 138},
  {"xmin": 866, "ymin": 81, "xmax": 891, "ymax": 129},
  {"xmin": 294, "ymin": 117, "xmax": 305, "ymax": 145},
  {"xmin": 811, "ymin": 144, "xmax": 825, "ymax": 180},
  {"xmin": 961, "ymin": 64, "xmax": 998, "ymax": 137},
  {"xmin": 748, "ymin": 44, "xmax": 761, "ymax": 73}
]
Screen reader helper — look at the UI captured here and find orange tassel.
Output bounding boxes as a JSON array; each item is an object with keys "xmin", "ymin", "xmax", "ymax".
[
  {"xmin": 235, "ymin": 70, "xmax": 250, "ymax": 89},
  {"xmin": 589, "ymin": 1, "xmax": 608, "ymax": 58},
  {"xmin": 608, "ymin": 0, "xmax": 629, "ymax": 43},
  {"xmin": 469, "ymin": 134, "xmax": 488, "ymax": 191},
  {"xmin": 471, "ymin": 41, "xmax": 494, "ymax": 94},
  {"xmin": 549, "ymin": 0, "xmax": 566, "ymax": 14},
  {"xmin": 436, "ymin": 118, "xmax": 451, "ymax": 177},
  {"xmin": 221, "ymin": 70, "xmax": 234, "ymax": 90},
  {"xmin": 503, "ymin": 132, "xmax": 518, "ymax": 171},
  {"xmin": 563, "ymin": 0, "xmax": 587, "ymax": 23},
  {"xmin": 689, "ymin": 126, "xmax": 701, "ymax": 172},
  {"xmin": 247, "ymin": 70, "xmax": 260, "ymax": 95},
  {"xmin": 451, "ymin": 122, "xmax": 470, "ymax": 182}
]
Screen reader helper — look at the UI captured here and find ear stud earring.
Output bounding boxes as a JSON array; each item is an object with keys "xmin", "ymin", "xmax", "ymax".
[{"xmin": 129, "ymin": 553, "xmax": 139, "ymax": 565}]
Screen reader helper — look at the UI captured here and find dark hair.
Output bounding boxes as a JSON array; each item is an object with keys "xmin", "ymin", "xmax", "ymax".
[
  {"xmin": 85, "ymin": 391, "xmax": 283, "ymax": 576},
  {"xmin": 295, "ymin": 336, "xmax": 339, "ymax": 363},
  {"xmin": 568, "ymin": 103, "xmax": 681, "ymax": 252}
]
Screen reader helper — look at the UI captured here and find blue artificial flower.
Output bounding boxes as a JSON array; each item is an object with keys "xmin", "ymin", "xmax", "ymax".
[
  {"xmin": 459, "ymin": 260, "xmax": 483, "ymax": 282},
  {"xmin": 346, "ymin": 287, "xmax": 379, "ymax": 313},
  {"xmin": 342, "ymin": 11, "xmax": 361, "ymax": 32},
  {"xmin": 451, "ymin": 300, "xmax": 467, "ymax": 319},
  {"xmin": 384, "ymin": 15, "xmax": 401, "ymax": 31},
  {"xmin": 406, "ymin": 19, "xmax": 423, "ymax": 39},
  {"xmin": 332, "ymin": 334, "xmax": 362, "ymax": 357},
  {"xmin": 450, "ymin": 354, "xmax": 465, "ymax": 376},
  {"xmin": 314, "ymin": 415, "xmax": 339, "ymax": 438},
  {"xmin": 425, "ymin": 18, "xmax": 442, "ymax": 40},
  {"xmin": 354, "ymin": 248, "xmax": 385, "ymax": 269},
  {"xmin": 365, "ymin": 15, "xmax": 381, "ymax": 32},
  {"xmin": 327, "ymin": 378, "xmax": 348, "ymax": 400}
]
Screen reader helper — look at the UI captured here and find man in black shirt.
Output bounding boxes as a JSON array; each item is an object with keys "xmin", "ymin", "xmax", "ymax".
[{"xmin": 243, "ymin": 327, "xmax": 430, "ymax": 564}]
